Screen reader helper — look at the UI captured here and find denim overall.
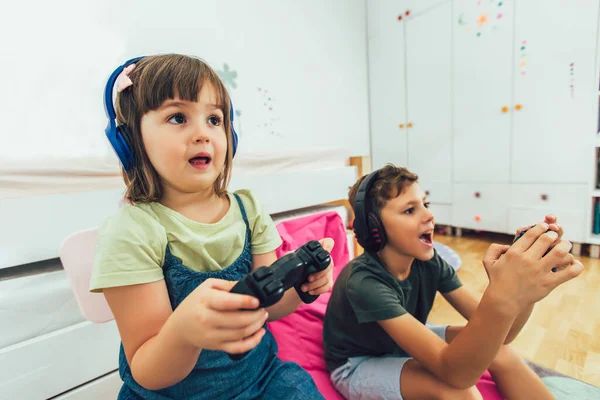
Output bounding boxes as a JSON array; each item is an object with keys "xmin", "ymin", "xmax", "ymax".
[{"xmin": 117, "ymin": 194, "xmax": 324, "ymax": 400}]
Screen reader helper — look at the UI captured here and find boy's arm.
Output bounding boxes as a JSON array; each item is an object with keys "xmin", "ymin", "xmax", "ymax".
[
  {"xmin": 442, "ymin": 286, "xmax": 532, "ymax": 344},
  {"xmin": 379, "ymin": 288, "xmax": 519, "ymax": 389}
]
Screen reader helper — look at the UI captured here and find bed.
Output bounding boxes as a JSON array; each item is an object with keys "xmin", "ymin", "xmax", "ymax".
[{"xmin": 0, "ymin": 148, "xmax": 364, "ymax": 399}]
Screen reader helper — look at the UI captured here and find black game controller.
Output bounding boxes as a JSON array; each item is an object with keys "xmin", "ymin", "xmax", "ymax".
[
  {"xmin": 228, "ymin": 240, "xmax": 331, "ymax": 360},
  {"xmin": 512, "ymin": 225, "xmax": 557, "ymax": 271}
]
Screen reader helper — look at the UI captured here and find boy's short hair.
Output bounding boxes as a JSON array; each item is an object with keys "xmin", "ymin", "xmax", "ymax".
[
  {"xmin": 115, "ymin": 54, "xmax": 234, "ymax": 203},
  {"xmin": 348, "ymin": 164, "xmax": 419, "ymax": 215}
]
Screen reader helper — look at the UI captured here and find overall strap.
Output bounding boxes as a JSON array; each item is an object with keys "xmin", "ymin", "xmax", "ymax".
[{"xmin": 233, "ymin": 193, "xmax": 250, "ymax": 231}]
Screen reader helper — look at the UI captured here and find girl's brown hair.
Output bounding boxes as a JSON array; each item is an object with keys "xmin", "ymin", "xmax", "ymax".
[{"xmin": 114, "ymin": 54, "xmax": 234, "ymax": 203}]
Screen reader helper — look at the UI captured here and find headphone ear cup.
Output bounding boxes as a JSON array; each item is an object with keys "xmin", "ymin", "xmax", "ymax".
[
  {"xmin": 229, "ymin": 101, "xmax": 238, "ymax": 157},
  {"xmin": 367, "ymin": 212, "xmax": 387, "ymax": 252},
  {"xmin": 231, "ymin": 126, "xmax": 238, "ymax": 157},
  {"xmin": 117, "ymin": 124, "xmax": 133, "ymax": 151}
]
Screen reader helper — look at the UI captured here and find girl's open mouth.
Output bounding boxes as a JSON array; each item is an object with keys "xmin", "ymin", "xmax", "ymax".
[{"xmin": 189, "ymin": 155, "xmax": 211, "ymax": 169}]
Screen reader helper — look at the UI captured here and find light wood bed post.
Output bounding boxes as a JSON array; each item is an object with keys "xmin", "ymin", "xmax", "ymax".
[{"xmin": 328, "ymin": 156, "xmax": 371, "ymax": 259}]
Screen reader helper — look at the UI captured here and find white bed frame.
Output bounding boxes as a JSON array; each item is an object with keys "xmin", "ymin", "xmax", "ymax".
[
  {"xmin": 0, "ymin": 160, "xmax": 363, "ymax": 399},
  {"xmin": 0, "ymin": 164, "xmax": 358, "ymax": 270}
]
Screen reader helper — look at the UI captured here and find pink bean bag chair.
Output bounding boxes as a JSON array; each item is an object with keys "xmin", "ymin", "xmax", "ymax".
[{"xmin": 267, "ymin": 211, "xmax": 505, "ymax": 400}]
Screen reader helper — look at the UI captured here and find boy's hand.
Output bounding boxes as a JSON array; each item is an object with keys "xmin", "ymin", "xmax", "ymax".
[
  {"xmin": 515, "ymin": 214, "xmax": 565, "ymax": 271},
  {"xmin": 515, "ymin": 214, "xmax": 563, "ymax": 248},
  {"xmin": 301, "ymin": 238, "xmax": 335, "ymax": 296},
  {"xmin": 483, "ymin": 223, "xmax": 583, "ymax": 311}
]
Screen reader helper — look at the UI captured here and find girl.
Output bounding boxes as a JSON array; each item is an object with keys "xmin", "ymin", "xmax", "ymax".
[{"xmin": 91, "ymin": 54, "xmax": 334, "ymax": 399}]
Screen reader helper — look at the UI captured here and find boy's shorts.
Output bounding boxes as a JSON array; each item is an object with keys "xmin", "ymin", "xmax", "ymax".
[{"xmin": 330, "ymin": 323, "xmax": 448, "ymax": 400}]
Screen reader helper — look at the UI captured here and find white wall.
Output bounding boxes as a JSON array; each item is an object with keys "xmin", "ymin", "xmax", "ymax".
[{"xmin": 0, "ymin": 0, "xmax": 371, "ymax": 162}]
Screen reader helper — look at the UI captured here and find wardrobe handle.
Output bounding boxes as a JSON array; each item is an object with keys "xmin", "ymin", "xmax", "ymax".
[
  {"xmin": 474, "ymin": 192, "xmax": 481, "ymax": 198},
  {"xmin": 501, "ymin": 106, "xmax": 509, "ymax": 113},
  {"xmin": 515, "ymin": 104, "xmax": 523, "ymax": 111},
  {"xmin": 407, "ymin": 122, "xmax": 413, "ymax": 128},
  {"xmin": 541, "ymin": 194, "xmax": 548, "ymax": 201},
  {"xmin": 399, "ymin": 123, "xmax": 405, "ymax": 128}
]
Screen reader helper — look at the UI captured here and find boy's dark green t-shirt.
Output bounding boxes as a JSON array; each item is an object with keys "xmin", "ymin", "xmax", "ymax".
[{"xmin": 322, "ymin": 249, "xmax": 463, "ymax": 372}]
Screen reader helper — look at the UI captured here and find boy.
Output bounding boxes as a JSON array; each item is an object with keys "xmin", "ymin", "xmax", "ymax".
[{"xmin": 322, "ymin": 164, "xmax": 583, "ymax": 400}]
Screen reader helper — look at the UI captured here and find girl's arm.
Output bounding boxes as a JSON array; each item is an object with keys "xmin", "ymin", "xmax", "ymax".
[
  {"xmin": 104, "ymin": 278, "xmax": 267, "ymax": 391},
  {"xmin": 104, "ymin": 280, "xmax": 200, "ymax": 390}
]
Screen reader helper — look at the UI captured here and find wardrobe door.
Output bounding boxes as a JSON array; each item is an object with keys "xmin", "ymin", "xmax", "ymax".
[
  {"xmin": 453, "ymin": 0, "xmax": 515, "ymax": 182},
  {"xmin": 405, "ymin": 1, "xmax": 452, "ymax": 186},
  {"xmin": 511, "ymin": 0, "xmax": 599, "ymax": 183},
  {"xmin": 368, "ymin": 0, "xmax": 409, "ymax": 171}
]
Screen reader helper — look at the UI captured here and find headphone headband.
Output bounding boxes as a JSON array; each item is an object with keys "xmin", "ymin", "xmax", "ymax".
[
  {"xmin": 352, "ymin": 169, "xmax": 388, "ymax": 253},
  {"xmin": 353, "ymin": 171, "xmax": 379, "ymax": 242},
  {"xmin": 103, "ymin": 56, "xmax": 239, "ymax": 173}
]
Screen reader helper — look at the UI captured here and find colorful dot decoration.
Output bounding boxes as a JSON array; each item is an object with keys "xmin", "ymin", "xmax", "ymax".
[
  {"xmin": 520, "ymin": 40, "xmax": 527, "ymax": 76},
  {"xmin": 459, "ymin": 0, "xmax": 504, "ymax": 37},
  {"xmin": 397, "ymin": 10, "xmax": 410, "ymax": 22},
  {"xmin": 570, "ymin": 62, "xmax": 575, "ymax": 98},
  {"xmin": 256, "ymin": 88, "xmax": 282, "ymax": 137}
]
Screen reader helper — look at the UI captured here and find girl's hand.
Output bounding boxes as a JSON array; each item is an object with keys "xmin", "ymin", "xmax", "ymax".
[
  {"xmin": 170, "ymin": 278, "xmax": 268, "ymax": 356},
  {"xmin": 301, "ymin": 238, "xmax": 335, "ymax": 296}
]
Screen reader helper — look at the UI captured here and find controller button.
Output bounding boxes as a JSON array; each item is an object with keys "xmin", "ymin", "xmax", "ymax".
[
  {"xmin": 317, "ymin": 251, "xmax": 330, "ymax": 263},
  {"xmin": 254, "ymin": 268, "xmax": 272, "ymax": 281},
  {"xmin": 265, "ymin": 281, "xmax": 284, "ymax": 296},
  {"xmin": 307, "ymin": 241, "xmax": 320, "ymax": 251}
]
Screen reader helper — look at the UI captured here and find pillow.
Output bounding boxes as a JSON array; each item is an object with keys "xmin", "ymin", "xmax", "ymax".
[{"xmin": 268, "ymin": 211, "xmax": 348, "ymax": 399}]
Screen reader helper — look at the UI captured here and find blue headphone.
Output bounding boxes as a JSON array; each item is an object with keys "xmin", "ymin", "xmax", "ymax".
[{"xmin": 103, "ymin": 56, "xmax": 239, "ymax": 172}]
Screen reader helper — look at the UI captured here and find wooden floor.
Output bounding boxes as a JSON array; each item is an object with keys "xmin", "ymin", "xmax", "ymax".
[{"xmin": 428, "ymin": 231, "xmax": 600, "ymax": 388}]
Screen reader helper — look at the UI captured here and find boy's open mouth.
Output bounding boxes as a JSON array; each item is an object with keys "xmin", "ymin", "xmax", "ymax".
[{"xmin": 419, "ymin": 232, "xmax": 433, "ymax": 246}]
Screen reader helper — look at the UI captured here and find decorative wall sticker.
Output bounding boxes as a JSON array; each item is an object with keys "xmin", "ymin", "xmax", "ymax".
[
  {"xmin": 256, "ymin": 87, "xmax": 282, "ymax": 137},
  {"xmin": 458, "ymin": 0, "xmax": 504, "ymax": 37},
  {"xmin": 519, "ymin": 40, "xmax": 527, "ymax": 76},
  {"xmin": 216, "ymin": 63, "xmax": 244, "ymax": 135},
  {"xmin": 217, "ymin": 63, "xmax": 238, "ymax": 90},
  {"xmin": 397, "ymin": 9, "xmax": 411, "ymax": 22},
  {"xmin": 476, "ymin": 13, "xmax": 489, "ymax": 26},
  {"xmin": 570, "ymin": 62, "xmax": 575, "ymax": 98}
]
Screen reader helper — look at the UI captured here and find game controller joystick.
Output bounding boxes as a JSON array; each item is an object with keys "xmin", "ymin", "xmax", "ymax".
[
  {"xmin": 227, "ymin": 240, "xmax": 332, "ymax": 360},
  {"xmin": 512, "ymin": 225, "xmax": 557, "ymax": 271}
]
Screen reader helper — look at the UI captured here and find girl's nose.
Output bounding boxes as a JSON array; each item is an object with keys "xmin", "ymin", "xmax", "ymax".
[{"xmin": 192, "ymin": 125, "xmax": 210, "ymax": 144}]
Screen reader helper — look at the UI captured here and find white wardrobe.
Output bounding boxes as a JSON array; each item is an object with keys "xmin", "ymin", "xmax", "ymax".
[{"xmin": 367, "ymin": 0, "xmax": 600, "ymax": 247}]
